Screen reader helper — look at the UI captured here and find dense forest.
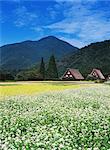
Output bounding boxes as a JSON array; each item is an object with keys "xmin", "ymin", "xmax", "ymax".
[
  {"xmin": 59, "ymin": 40, "xmax": 110, "ymax": 77},
  {"xmin": 0, "ymin": 38, "xmax": 110, "ymax": 81},
  {"xmin": 0, "ymin": 55, "xmax": 58, "ymax": 81}
]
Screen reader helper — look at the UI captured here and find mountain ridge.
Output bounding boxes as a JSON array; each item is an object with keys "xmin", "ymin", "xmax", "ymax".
[
  {"xmin": 0, "ymin": 36, "xmax": 78, "ymax": 71},
  {"xmin": 1, "ymin": 36, "xmax": 76, "ymax": 48},
  {"xmin": 59, "ymin": 39, "xmax": 110, "ymax": 76},
  {"xmin": 0, "ymin": 37, "xmax": 110, "ymax": 77}
]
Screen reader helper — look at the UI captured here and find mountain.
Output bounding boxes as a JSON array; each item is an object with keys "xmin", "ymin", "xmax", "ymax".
[
  {"xmin": 0, "ymin": 36, "xmax": 78, "ymax": 71},
  {"xmin": 60, "ymin": 40, "xmax": 110, "ymax": 76},
  {"xmin": 1, "ymin": 37, "xmax": 110, "ymax": 78}
]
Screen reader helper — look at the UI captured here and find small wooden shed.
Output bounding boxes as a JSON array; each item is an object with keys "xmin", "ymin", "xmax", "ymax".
[
  {"xmin": 61, "ymin": 68, "xmax": 84, "ymax": 80},
  {"xmin": 88, "ymin": 69, "xmax": 105, "ymax": 80}
]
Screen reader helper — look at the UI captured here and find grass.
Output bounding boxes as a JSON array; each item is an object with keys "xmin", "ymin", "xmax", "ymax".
[
  {"xmin": 0, "ymin": 83, "xmax": 110, "ymax": 149},
  {"xmin": 0, "ymin": 84, "xmax": 19, "ymax": 86},
  {"xmin": 0, "ymin": 82, "xmax": 93, "ymax": 97}
]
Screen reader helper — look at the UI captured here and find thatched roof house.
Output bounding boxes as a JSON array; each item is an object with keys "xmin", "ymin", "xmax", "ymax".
[
  {"xmin": 88, "ymin": 69, "xmax": 105, "ymax": 80},
  {"xmin": 61, "ymin": 68, "xmax": 84, "ymax": 80},
  {"xmin": 107, "ymin": 75, "xmax": 110, "ymax": 80}
]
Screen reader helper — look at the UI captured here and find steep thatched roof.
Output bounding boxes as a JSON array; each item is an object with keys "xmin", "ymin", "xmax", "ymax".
[{"xmin": 61, "ymin": 68, "xmax": 84, "ymax": 80}]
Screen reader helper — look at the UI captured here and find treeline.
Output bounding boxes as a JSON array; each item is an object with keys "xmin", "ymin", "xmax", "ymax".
[
  {"xmin": 0, "ymin": 71, "xmax": 14, "ymax": 81},
  {"xmin": 0, "ymin": 55, "xmax": 59, "ymax": 81}
]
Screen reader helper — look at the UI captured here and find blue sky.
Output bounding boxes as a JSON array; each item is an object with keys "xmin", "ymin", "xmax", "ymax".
[{"xmin": 0, "ymin": 0, "xmax": 110, "ymax": 48}]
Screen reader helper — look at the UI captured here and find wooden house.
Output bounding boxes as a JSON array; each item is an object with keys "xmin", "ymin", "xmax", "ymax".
[
  {"xmin": 61, "ymin": 68, "xmax": 84, "ymax": 80},
  {"xmin": 107, "ymin": 75, "xmax": 110, "ymax": 80},
  {"xmin": 88, "ymin": 69, "xmax": 105, "ymax": 80}
]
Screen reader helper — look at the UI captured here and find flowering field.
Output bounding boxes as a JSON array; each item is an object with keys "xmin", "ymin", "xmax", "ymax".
[
  {"xmin": 0, "ymin": 83, "xmax": 110, "ymax": 150},
  {"xmin": 0, "ymin": 81, "xmax": 91, "ymax": 97}
]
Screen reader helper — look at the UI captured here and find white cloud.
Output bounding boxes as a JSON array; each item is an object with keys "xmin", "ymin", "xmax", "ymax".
[
  {"xmin": 47, "ymin": 7, "xmax": 58, "ymax": 20},
  {"xmin": 78, "ymin": 17, "xmax": 110, "ymax": 41},
  {"xmin": 45, "ymin": 1, "xmax": 110, "ymax": 47},
  {"xmin": 45, "ymin": 19, "xmax": 78, "ymax": 33},
  {"xmin": 31, "ymin": 27, "xmax": 43, "ymax": 32},
  {"xmin": 59, "ymin": 36, "xmax": 86, "ymax": 48},
  {"xmin": 14, "ymin": 6, "xmax": 37, "ymax": 27},
  {"xmin": 54, "ymin": 0, "xmax": 101, "ymax": 3}
]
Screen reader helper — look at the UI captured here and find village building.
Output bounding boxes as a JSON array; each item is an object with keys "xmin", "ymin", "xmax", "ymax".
[
  {"xmin": 88, "ymin": 69, "xmax": 105, "ymax": 80},
  {"xmin": 61, "ymin": 68, "xmax": 84, "ymax": 80},
  {"xmin": 107, "ymin": 75, "xmax": 110, "ymax": 80}
]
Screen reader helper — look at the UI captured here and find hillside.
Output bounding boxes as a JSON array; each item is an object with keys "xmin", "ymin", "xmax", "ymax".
[
  {"xmin": 1, "ymin": 37, "xmax": 110, "ymax": 78},
  {"xmin": 0, "ymin": 36, "xmax": 78, "ymax": 71},
  {"xmin": 60, "ymin": 40, "xmax": 110, "ymax": 76}
]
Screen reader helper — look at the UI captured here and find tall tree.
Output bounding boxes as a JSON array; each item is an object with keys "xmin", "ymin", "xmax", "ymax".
[
  {"xmin": 47, "ymin": 55, "xmax": 58, "ymax": 79},
  {"xmin": 39, "ymin": 57, "xmax": 45, "ymax": 79}
]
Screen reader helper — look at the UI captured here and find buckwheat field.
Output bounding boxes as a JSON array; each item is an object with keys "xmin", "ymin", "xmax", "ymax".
[{"xmin": 0, "ymin": 82, "xmax": 110, "ymax": 150}]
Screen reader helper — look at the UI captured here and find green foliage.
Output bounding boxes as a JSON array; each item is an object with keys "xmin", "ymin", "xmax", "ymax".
[
  {"xmin": 1, "ymin": 39, "xmax": 110, "ymax": 80},
  {"xmin": 0, "ymin": 36, "xmax": 77, "ymax": 71},
  {"xmin": 15, "ymin": 69, "xmax": 41, "ymax": 81},
  {"xmin": 0, "ymin": 71, "xmax": 14, "ymax": 81},
  {"xmin": 15, "ymin": 55, "xmax": 59, "ymax": 81},
  {"xmin": 47, "ymin": 55, "xmax": 58, "ymax": 79},
  {"xmin": 39, "ymin": 57, "xmax": 45, "ymax": 79},
  {"xmin": 60, "ymin": 40, "xmax": 110, "ymax": 77}
]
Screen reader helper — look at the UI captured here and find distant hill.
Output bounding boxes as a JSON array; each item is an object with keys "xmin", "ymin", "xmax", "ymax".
[
  {"xmin": 1, "ymin": 37, "xmax": 110, "ymax": 78},
  {"xmin": 59, "ymin": 40, "xmax": 110, "ymax": 76},
  {"xmin": 0, "ymin": 36, "xmax": 78, "ymax": 71}
]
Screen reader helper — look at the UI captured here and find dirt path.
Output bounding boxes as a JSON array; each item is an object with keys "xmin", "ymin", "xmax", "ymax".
[{"xmin": 0, "ymin": 81, "xmax": 95, "ymax": 85}]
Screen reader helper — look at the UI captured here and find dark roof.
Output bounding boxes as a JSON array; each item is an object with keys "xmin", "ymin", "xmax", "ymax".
[
  {"xmin": 91, "ymin": 69, "xmax": 105, "ymax": 79},
  {"xmin": 62, "ymin": 68, "xmax": 84, "ymax": 80}
]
